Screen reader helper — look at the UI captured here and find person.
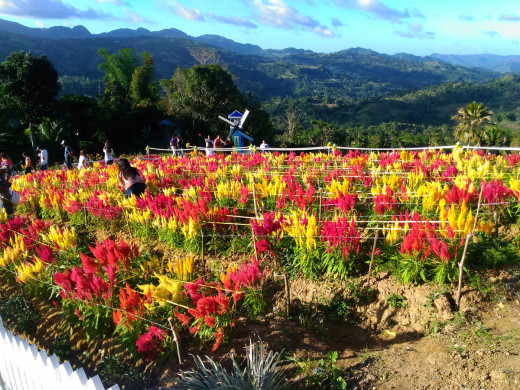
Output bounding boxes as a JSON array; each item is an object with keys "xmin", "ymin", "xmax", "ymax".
[
  {"xmin": 213, "ymin": 135, "xmax": 223, "ymax": 154},
  {"xmin": 200, "ymin": 134, "xmax": 214, "ymax": 156},
  {"xmin": 0, "ymin": 166, "xmax": 14, "ymax": 217},
  {"xmin": 259, "ymin": 140, "xmax": 269, "ymax": 153},
  {"xmin": 0, "ymin": 153, "xmax": 13, "ymax": 177},
  {"xmin": 22, "ymin": 152, "xmax": 32, "ymax": 174},
  {"xmin": 77, "ymin": 150, "xmax": 89, "ymax": 169},
  {"xmin": 169, "ymin": 134, "xmax": 178, "ymax": 157},
  {"xmin": 103, "ymin": 140, "xmax": 114, "ymax": 165},
  {"xmin": 36, "ymin": 146, "xmax": 48, "ymax": 170},
  {"xmin": 61, "ymin": 140, "xmax": 73, "ymax": 170},
  {"xmin": 176, "ymin": 135, "xmax": 184, "ymax": 156},
  {"xmin": 116, "ymin": 158, "xmax": 146, "ymax": 197}
]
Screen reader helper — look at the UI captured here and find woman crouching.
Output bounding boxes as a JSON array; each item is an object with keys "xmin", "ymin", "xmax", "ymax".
[{"xmin": 117, "ymin": 158, "xmax": 146, "ymax": 197}]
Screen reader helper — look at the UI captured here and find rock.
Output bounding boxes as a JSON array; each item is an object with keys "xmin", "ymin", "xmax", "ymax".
[
  {"xmin": 489, "ymin": 370, "xmax": 507, "ymax": 382},
  {"xmin": 434, "ymin": 295, "xmax": 454, "ymax": 322}
]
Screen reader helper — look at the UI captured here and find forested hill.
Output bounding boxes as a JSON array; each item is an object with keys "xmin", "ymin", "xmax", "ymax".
[
  {"xmin": 265, "ymin": 74, "xmax": 520, "ymax": 130},
  {"xmin": 0, "ymin": 28, "xmax": 499, "ymax": 102}
]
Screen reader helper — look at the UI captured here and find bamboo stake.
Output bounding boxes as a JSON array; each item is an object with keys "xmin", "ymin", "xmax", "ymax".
[
  {"xmin": 83, "ymin": 204, "xmax": 88, "ymax": 227},
  {"xmin": 251, "ymin": 225, "xmax": 259, "ymax": 262},
  {"xmin": 167, "ymin": 317, "xmax": 182, "ymax": 365},
  {"xmin": 455, "ymin": 186, "xmax": 484, "ymax": 308},
  {"xmin": 366, "ymin": 229, "xmax": 380, "ymax": 283},
  {"xmin": 123, "ymin": 209, "xmax": 133, "ymax": 239},
  {"xmin": 201, "ymin": 232, "xmax": 205, "ymax": 268},
  {"xmin": 318, "ymin": 187, "xmax": 323, "ymax": 222},
  {"xmin": 252, "ymin": 179, "xmax": 259, "ymax": 219}
]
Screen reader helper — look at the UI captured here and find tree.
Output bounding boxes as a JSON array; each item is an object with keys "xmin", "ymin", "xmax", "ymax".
[
  {"xmin": 97, "ymin": 48, "xmax": 161, "ymax": 152},
  {"xmin": 98, "ymin": 48, "xmax": 139, "ymax": 105},
  {"xmin": 452, "ymin": 101, "xmax": 493, "ymax": 146},
  {"xmin": 160, "ymin": 64, "xmax": 242, "ymax": 138},
  {"xmin": 0, "ymin": 50, "xmax": 60, "ymax": 149},
  {"xmin": 130, "ymin": 52, "xmax": 157, "ymax": 106}
]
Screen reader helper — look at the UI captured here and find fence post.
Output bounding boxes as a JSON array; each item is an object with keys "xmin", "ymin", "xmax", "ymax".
[
  {"xmin": 168, "ymin": 317, "xmax": 183, "ymax": 366},
  {"xmin": 366, "ymin": 228, "xmax": 380, "ymax": 283},
  {"xmin": 456, "ymin": 186, "xmax": 484, "ymax": 308}
]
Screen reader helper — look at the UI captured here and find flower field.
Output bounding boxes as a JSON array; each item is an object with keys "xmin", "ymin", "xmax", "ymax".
[{"xmin": 1, "ymin": 146, "xmax": 520, "ymax": 383}]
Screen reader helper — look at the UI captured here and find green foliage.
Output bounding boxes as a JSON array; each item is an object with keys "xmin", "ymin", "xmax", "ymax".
[
  {"xmin": 99, "ymin": 355, "xmax": 149, "ymax": 390},
  {"xmin": 293, "ymin": 350, "xmax": 347, "ymax": 389},
  {"xmin": 174, "ymin": 340, "xmax": 287, "ymax": 390},
  {"xmin": 242, "ymin": 287, "xmax": 268, "ymax": 320},
  {"xmin": 452, "ymin": 101, "xmax": 493, "ymax": 145},
  {"xmin": 385, "ymin": 293, "xmax": 406, "ymax": 309},
  {"xmin": 467, "ymin": 233, "xmax": 520, "ymax": 269},
  {"xmin": 52, "ymin": 333, "xmax": 73, "ymax": 361},
  {"xmin": 61, "ymin": 300, "xmax": 114, "ymax": 342},
  {"xmin": 321, "ymin": 281, "xmax": 375, "ymax": 322},
  {"xmin": 0, "ymin": 294, "xmax": 42, "ymax": 335}
]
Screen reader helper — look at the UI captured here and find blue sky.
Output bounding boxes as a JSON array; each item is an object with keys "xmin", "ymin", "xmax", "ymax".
[{"xmin": 0, "ymin": 0, "xmax": 519, "ymax": 55}]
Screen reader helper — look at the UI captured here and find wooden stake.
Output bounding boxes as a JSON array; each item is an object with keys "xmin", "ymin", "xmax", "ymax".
[
  {"xmin": 366, "ymin": 229, "xmax": 380, "ymax": 283},
  {"xmin": 455, "ymin": 186, "xmax": 484, "ymax": 308},
  {"xmin": 283, "ymin": 274, "xmax": 291, "ymax": 317},
  {"xmin": 167, "ymin": 317, "xmax": 182, "ymax": 365}
]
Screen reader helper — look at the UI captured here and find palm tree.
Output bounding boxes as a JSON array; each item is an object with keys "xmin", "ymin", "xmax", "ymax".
[
  {"xmin": 451, "ymin": 101, "xmax": 493, "ymax": 146},
  {"xmin": 483, "ymin": 122, "xmax": 502, "ymax": 145}
]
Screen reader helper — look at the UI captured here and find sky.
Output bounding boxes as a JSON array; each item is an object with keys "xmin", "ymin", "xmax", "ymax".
[{"xmin": 0, "ymin": 0, "xmax": 519, "ymax": 56}]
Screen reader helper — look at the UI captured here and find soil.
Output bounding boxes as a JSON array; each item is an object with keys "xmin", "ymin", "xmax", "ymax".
[{"xmin": 1, "ymin": 262, "xmax": 519, "ymax": 389}]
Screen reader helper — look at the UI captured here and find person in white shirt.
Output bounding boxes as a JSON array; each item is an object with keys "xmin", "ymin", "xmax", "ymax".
[
  {"xmin": 200, "ymin": 134, "xmax": 215, "ymax": 156},
  {"xmin": 77, "ymin": 150, "xmax": 88, "ymax": 169},
  {"xmin": 259, "ymin": 140, "xmax": 269, "ymax": 153},
  {"xmin": 37, "ymin": 146, "xmax": 48, "ymax": 170},
  {"xmin": 103, "ymin": 140, "xmax": 114, "ymax": 165}
]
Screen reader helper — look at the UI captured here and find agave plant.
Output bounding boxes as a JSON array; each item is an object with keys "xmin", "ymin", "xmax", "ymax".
[{"xmin": 173, "ymin": 340, "xmax": 287, "ymax": 389}]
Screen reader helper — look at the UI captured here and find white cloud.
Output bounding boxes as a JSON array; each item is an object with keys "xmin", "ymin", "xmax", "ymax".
[
  {"xmin": 458, "ymin": 14, "xmax": 475, "ymax": 22},
  {"xmin": 334, "ymin": 0, "xmax": 411, "ymax": 23},
  {"xmin": 176, "ymin": 4, "xmax": 203, "ymax": 21},
  {"xmin": 331, "ymin": 17, "xmax": 343, "ymax": 27},
  {"xmin": 97, "ymin": 0, "xmax": 128, "ymax": 5},
  {"xmin": 252, "ymin": 0, "xmax": 337, "ymax": 37},
  {"xmin": 35, "ymin": 20, "xmax": 45, "ymax": 27},
  {"xmin": 0, "ymin": 0, "xmax": 109, "ymax": 19},
  {"xmin": 499, "ymin": 14, "xmax": 520, "ymax": 22},
  {"xmin": 394, "ymin": 22, "xmax": 434, "ymax": 39},
  {"xmin": 482, "ymin": 30, "xmax": 500, "ymax": 38},
  {"xmin": 207, "ymin": 12, "xmax": 257, "ymax": 28}
]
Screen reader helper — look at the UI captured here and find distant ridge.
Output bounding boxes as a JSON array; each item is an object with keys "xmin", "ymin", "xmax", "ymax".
[
  {"xmin": 431, "ymin": 53, "xmax": 520, "ymax": 73},
  {"xmin": 0, "ymin": 17, "xmax": 518, "ymax": 72}
]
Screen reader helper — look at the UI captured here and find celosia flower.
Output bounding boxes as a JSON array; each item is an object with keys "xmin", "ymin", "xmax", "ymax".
[{"xmin": 136, "ymin": 325, "xmax": 167, "ymax": 361}]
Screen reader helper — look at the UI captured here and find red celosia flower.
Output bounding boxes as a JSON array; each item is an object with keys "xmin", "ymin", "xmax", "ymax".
[
  {"xmin": 136, "ymin": 326, "xmax": 167, "ymax": 361},
  {"xmin": 174, "ymin": 311, "xmax": 191, "ymax": 327}
]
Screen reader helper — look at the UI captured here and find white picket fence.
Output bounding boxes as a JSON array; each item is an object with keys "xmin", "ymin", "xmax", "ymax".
[{"xmin": 0, "ymin": 316, "xmax": 120, "ymax": 390}]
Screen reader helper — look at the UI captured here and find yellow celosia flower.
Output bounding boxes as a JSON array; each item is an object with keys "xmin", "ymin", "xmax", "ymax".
[
  {"xmin": 41, "ymin": 226, "xmax": 76, "ymax": 250},
  {"xmin": 172, "ymin": 256, "xmax": 194, "ymax": 281},
  {"xmin": 284, "ymin": 211, "xmax": 318, "ymax": 251},
  {"xmin": 15, "ymin": 258, "xmax": 44, "ymax": 284},
  {"xmin": 477, "ymin": 220, "xmax": 494, "ymax": 236}
]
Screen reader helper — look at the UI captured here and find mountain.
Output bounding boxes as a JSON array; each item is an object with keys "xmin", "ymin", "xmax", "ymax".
[
  {"xmin": 0, "ymin": 18, "xmax": 503, "ymax": 102},
  {"xmin": 0, "ymin": 18, "xmax": 91, "ymax": 39},
  {"xmin": 430, "ymin": 53, "xmax": 520, "ymax": 73}
]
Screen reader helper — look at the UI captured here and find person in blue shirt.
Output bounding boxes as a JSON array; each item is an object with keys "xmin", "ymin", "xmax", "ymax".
[{"xmin": 61, "ymin": 140, "xmax": 73, "ymax": 170}]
